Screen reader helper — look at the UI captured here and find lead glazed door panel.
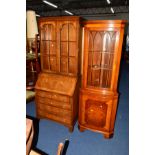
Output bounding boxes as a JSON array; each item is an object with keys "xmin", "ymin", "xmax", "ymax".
[
  {"xmin": 39, "ymin": 19, "xmax": 79, "ymax": 76},
  {"xmin": 40, "ymin": 21, "xmax": 57, "ymax": 73},
  {"xmin": 83, "ymin": 27, "xmax": 120, "ymax": 91},
  {"xmin": 57, "ymin": 21, "xmax": 78, "ymax": 75}
]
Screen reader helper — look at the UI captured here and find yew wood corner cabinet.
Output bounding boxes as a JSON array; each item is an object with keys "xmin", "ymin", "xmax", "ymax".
[
  {"xmin": 35, "ymin": 16, "xmax": 82, "ymax": 132},
  {"xmin": 78, "ymin": 20, "xmax": 126, "ymax": 138}
]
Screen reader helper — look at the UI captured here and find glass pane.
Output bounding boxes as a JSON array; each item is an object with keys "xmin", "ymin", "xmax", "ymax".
[
  {"xmin": 61, "ymin": 42, "xmax": 68, "ymax": 56},
  {"xmin": 92, "ymin": 52, "xmax": 101, "ymax": 68},
  {"xmin": 60, "ymin": 23, "xmax": 68, "ymax": 74},
  {"xmin": 42, "ymin": 56, "xmax": 49, "ymax": 70},
  {"xmin": 50, "ymin": 57, "xmax": 57, "ymax": 72},
  {"xmin": 42, "ymin": 41, "xmax": 49, "ymax": 55},
  {"xmin": 91, "ymin": 69, "xmax": 100, "ymax": 86},
  {"xmin": 69, "ymin": 23, "xmax": 76, "ymax": 41},
  {"xmin": 41, "ymin": 24, "xmax": 56, "ymax": 65},
  {"xmin": 60, "ymin": 24, "xmax": 68, "ymax": 41},
  {"xmin": 60, "ymin": 57, "xmax": 68, "ymax": 73},
  {"xmin": 69, "ymin": 42, "xmax": 76, "ymax": 56},
  {"xmin": 87, "ymin": 66, "xmax": 92, "ymax": 85},
  {"xmin": 59, "ymin": 23, "xmax": 78, "ymax": 75},
  {"xmin": 69, "ymin": 57, "xmax": 76, "ymax": 74},
  {"xmin": 94, "ymin": 32, "xmax": 102, "ymax": 51},
  {"xmin": 87, "ymin": 31, "xmax": 116, "ymax": 89},
  {"xmin": 49, "ymin": 42, "xmax": 56, "ymax": 55},
  {"xmin": 47, "ymin": 24, "xmax": 55, "ymax": 41},
  {"xmin": 42, "ymin": 24, "xmax": 48, "ymax": 40}
]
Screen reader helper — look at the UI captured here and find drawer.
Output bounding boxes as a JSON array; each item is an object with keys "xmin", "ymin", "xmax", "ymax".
[
  {"xmin": 36, "ymin": 96, "xmax": 71, "ymax": 110},
  {"xmin": 36, "ymin": 90, "xmax": 69, "ymax": 103},
  {"xmin": 37, "ymin": 109, "xmax": 72, "ymax": 125},
  {"xmin": 37, "ymin": 103, "xmax": 72, "ymax": 118}
]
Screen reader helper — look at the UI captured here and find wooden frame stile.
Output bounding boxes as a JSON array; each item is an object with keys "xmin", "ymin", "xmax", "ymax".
[{"xmin": 112, "ymin": 26, "xmax": 125, "ymax": 91}]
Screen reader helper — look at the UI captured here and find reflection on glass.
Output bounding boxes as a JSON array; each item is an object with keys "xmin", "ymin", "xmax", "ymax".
[{"xmin": 87, "ymin": 31, "xmax": 116, "ymax": 88}]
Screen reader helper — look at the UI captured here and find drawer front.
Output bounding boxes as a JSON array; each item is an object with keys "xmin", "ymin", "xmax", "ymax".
[
  {"xmin": 36, "ymin": 96, "xmax": 71, "ymax": 110},
  {"xmin": 36, "ymin": 90, "xmax": 69, "ymax": 103},
  {"xmin": 37, "ymin": 109, "xmax": 72, "ymax": 125},
  {"xmin": 37, "ymin": 103, "xmax": 72, "ymax": 118}
]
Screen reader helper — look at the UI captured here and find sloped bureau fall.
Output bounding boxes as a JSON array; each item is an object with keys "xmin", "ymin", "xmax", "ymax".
[
  {"xmin": 35, "ymin": 16, "xmax": 81, "ymax": 132},
  {"xmin": 78, "ymin": 20, "xmax": 125, "ymax": 138}
]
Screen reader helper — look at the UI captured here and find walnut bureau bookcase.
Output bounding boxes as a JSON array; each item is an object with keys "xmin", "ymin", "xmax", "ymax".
[
  {"xmin": 35, "ymin": 16, "xmax": 81, "ymax": 132},
  {"xmin": 78, "ymin": 20, "xmax": 125, "ymax": 138}
]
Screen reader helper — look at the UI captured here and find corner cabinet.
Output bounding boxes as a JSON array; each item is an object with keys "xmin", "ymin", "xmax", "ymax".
[
  {"xmin": 35, "ymin": 16, "xmax": 81, "ymax": 132},
  {"xmin": 78, "ymin": 20, "xmax": 125, "ymax": 138}
]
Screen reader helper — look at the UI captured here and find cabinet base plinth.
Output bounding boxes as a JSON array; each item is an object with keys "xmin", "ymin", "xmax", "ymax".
[{"xmin": 78, "ymin": 124, "xmax": 114, "ymax": 139}]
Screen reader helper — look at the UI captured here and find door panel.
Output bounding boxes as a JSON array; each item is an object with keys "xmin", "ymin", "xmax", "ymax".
[
  {"xmin": 69, "ymin": 42, "xmax": 76, "ymax": 57},
  {"xmin": 60, "ymin": 24, "xmax": 68, "ymax": 41},
  {"xmin": 40, "ymin": 22, "xmax": 57, "ymax": 72},
  {"xmin": 58, "ymin": 21, "xmax": 77, "ymax": 75},
  {"xmin": 86, "ymin": 29, "xmax": 117, "ymax": 89},
  {"xmin": 68, "ymin": 23, "xmax": 76, "ymax": 41},
  {"xmin": 41, "ymin": 56, "xmax": 49, "ymax": 71},
  {"xmin": 49, "ymin": 42, "xmax": 56, "ymax": 55},
  {"xmin": 60, "ymin": 57, "xmax": 68, "ymax": 73},
  {"xmin": 60, "ymin": 42, "xmax": 68, "ymax": 56},
  {"xmin": 50, "ymin": 57, "xmax": 57, "ymax": 72},
  {"xmin": 85, "ymin": 99, "xmax": 107, "ymax": 127},
  {"xmin": 41, "ymin": 40, "xmax": 49, "ymax": 55},
  {"xmin": 79, "ymin": 93, "xmax": 113, "ymax": 131},
  {"xmin": 39, "ymin": 19, "xmax": 79, "ymax": 75},
  {"xmin": 69, "ymin": 57, "xmax": 77, "ymax": 74}
]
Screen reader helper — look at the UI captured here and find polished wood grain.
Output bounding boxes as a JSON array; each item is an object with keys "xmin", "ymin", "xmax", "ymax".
[
  {"xmin": 35, "ymin": 73, "xmax": 77, "ymax": 96},
  {"xmin": 35, "ymin": 73, "xmax": 79, "ymax": 132},
  {"xmin": 79, "ymin": 20, "xmax": 125, "ymax": 138}
]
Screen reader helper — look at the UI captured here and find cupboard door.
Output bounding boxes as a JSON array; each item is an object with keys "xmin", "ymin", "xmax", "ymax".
[
  {"xmin": 58, "ymin": 21, "xmax": 78, "ymax": 75},
  {"xmin": 79, "ymin": 93, "xmax": 113, "ymax": 131},
  {"xmin": 85, "ymin": 99, "xmax": 108, "ymax": 127},
  {"xmin": 41, "ymin": 56, "xmax": 49, "ymax": 70},
  {"xmin": 69, "ymin": 57, "xmax": 77, "ymax": 74},
  {"xmin": 86, "ymin": 30, "xmax": 117, "ymax": 89},
  {"xmin": 40, "ymin": 22, "xmax": 57, "ymax": 73},
  {"xmin": 50, "ymin": 57, "xmax": 57, "ymax": 72},
  {"xmin": 60, "ymin": 57, "xmax": 68, "ymax": 73}
]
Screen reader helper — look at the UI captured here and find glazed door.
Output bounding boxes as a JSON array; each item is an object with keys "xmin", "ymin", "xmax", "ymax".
[
  {"xmin": 57, "ymin": 21, "xmax": 78, "ymax": 76},
  {"xmin": 40, "ymin": 21, "xmax": 57, "ymax": 73},
  {"xmin": 83, "ymin": 28, "xmax": 120, "ymax": 90}
]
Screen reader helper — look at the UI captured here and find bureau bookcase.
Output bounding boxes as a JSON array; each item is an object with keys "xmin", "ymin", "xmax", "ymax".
[
  {"xmin": 78, "ymin": 20, "xmax": 125, "ymax": 138},
  {"xmin": 35, "ymin": 16, "xmax": 81, "ymax": 132}
]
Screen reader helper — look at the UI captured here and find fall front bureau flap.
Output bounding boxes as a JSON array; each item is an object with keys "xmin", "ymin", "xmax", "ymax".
[{"xmin": 35, "ymin": 73, "xmax": 77, "ymax": 96}]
